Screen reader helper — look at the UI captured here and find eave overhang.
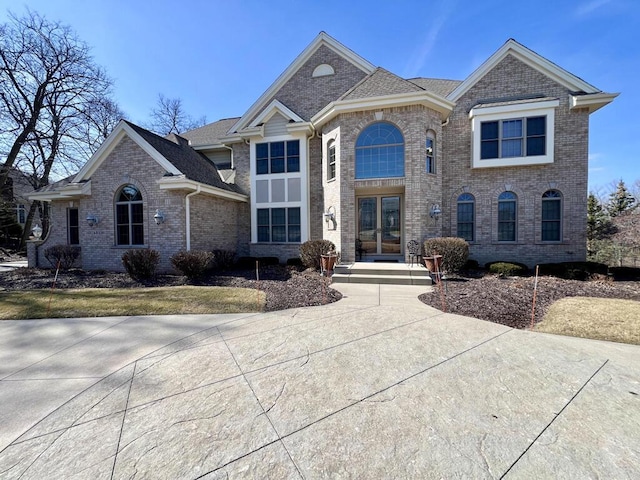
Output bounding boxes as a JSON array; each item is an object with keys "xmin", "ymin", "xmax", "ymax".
[
  {"xmin": 311, "ymin": 91, "xmax": 455, "ymax": 129},
  {"xmin": 28, "ymin": 180, "xmax": 92, "ymax": 202},
  {"xmin": 570, "ymin": 92, "xmax": 619, "ymax": 113},
  {"xmin": 157, "ymin": 176, "xmax": 248, "ymax": 202}
]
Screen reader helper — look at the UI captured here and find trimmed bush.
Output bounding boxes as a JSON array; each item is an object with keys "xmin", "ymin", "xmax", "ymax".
[
  {"xmin": 486, "ymin": 261, "xmax": 529, "ymax": 276},
  {"xmin": 538, "ymin": 261, "xmax": 608, "ymax": 280},
  {"xmin": 171, "ymin": 251, "xmax": 214, "ymax": 280},
  {"xmin": 122, "ymin": 249, "xmax": 160, "ymax": 281},
  {"xmin": 211, "ymin": 249, "xmax": 236, "ymax": 270},
  {"xmin": 423, "ymin": 237, "xmax": 469, "ymax": 273},
  {"xmin": 609, "ymin": 266, "xmax": 640, "ymax": 281},
  {"xmin": 464, "ymin": 259, "xmax": 480, "ymax": 270},
  {"xmin": 286, "ymin": 257, "xmax": 304, "ymax": 268},
  {"xmin": 236, "ymin": 256, "xmax": 258, "ymax": 269},
  {"xmin": 300, "ymin": 239, "xmax": 336, "ymax": 270},
  {"xmin": 44, "ymin": 244, "xmax": 81, "ymax": 270}
]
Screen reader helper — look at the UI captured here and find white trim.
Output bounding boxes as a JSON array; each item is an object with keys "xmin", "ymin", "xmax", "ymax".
[
  {"xmin": 312, "ymin": 91, "xmax": 455, "ymax": 128},
  {"xmin": 250, "ymin": 132, "xmax": 309, "ymax": 244},
  {"xmin": 249, "ymin": 99, "xmax": 305, "ymax": 127},
  {"xmin": 230, "ymin": 32, "xmax": 375, "ymax": 134},
  {"xmin": 28, "ymin": 180, "xmax": 92, "ymax": 201},
  {"xmin": 571, "ymin": 92, "xmax": 619, "ymax": 113},
  {"xmin": 448, "ymin": 39, "xmax": 601, "ymax": 102},
  {"xmin": 470, "ymin": 101, "xmax": 558, "ymax": 169},
  {"xmin": 157, "ymin": 176, "xmax": 248, "ymax": 202}
]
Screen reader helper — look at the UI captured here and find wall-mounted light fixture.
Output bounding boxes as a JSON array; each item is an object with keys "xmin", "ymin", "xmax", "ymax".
[
  {"xmin": 429, "ymin": 204, "xmax": 442, "ymax": 221},
  {"xmin": 86, "ymin": 214, "xmax": 99, "ymax": 227},
  {"xmin": 31, "ymin": 224, "xmax": 43, "ymax": 239},
  {"xmin": 324, "ymin": 206, "xmax": 336, "ymax": 229},
  {"xmin": 153, "ymin": 209, "xmax": 165, "ymax": 225}
]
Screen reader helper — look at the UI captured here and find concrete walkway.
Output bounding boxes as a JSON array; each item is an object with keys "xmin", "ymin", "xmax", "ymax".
[{"xmin": 0, "ymin": 285, "xmax": 639, "ymax": 479}]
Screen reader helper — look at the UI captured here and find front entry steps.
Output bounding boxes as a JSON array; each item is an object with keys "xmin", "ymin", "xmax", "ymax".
[{"xmin": 330, "ymin": 262, "xmax": 432, "ymax": 286}]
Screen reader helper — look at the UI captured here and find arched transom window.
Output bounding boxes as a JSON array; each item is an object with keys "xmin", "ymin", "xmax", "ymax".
[
  {"xmin": 355, "ymin": 122, "xmax": 404, "ymax": 179},
  {"xmin": 115, "ymin": 184, "xmax": 144, "ymax": 245}
]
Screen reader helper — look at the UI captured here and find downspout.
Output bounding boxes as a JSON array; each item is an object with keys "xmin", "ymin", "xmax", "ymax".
[
  {"xmin": 222, "ymin": 144, "xmax": 234, "ymax": 169},
  {"xmin": 185, "ymin": 185, "xmax": 201, "ymax": 251}
]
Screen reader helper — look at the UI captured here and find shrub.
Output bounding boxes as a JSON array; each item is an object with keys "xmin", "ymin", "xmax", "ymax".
[
  {"xmin": 423, "ymin": 237, "xmax": 469, "ymax": 273},
  {"xmin": 122, "ymin": 249, "xmax": 160, "ymax": 281},
  {"xmin": 609, "ymin": 266, "xmax": 640, "ymax": 281},
  {"xmin": 486, "ymin": 261, "xmax": 529, "ymax": 276},
  {"xmin": 211, "ymin": 249, "xmax": 236, "ymax": 270},
  {"xmin": 286, "ymin": 257, "xmax": 304, "ymax": 268},
  {"xmin": 44, "ymin": 244, "xmax": 81, "ymax": 270},
  {"xmin": 464, "ymin": 259, "xmax": 480, "ymax": 270},
  {"xmin": 171, "ymin": 250, "xmax": 214, "ymax": 280},
  {"xmin": 538, "ymin": 261, "xmax": 608, "ymax": 280},
  {"xmin": 236, "ymin": 256, "xmax": 258, "ymax": 269},
  {"xmin": 300, "ymin": 239, "xmax": 336, "ymax": 269}
]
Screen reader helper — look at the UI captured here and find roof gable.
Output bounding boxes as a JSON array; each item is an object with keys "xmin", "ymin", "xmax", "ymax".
[
  {"xmin": 230, "ymin": 32, "xmax": 375, "ymax": 134},
  {"xmin": 448, "ymin": 39, "xmax": 601, "ymax": 102},
  {"xmin": 72, "ymin": 120, "xmax": 242, "ymax": 196},
  {"xmin": 73, "ymin": 121, "xmax": 181, "ymax": 182}
]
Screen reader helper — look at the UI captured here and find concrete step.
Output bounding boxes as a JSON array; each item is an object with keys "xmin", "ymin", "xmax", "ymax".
[{"xmin": 330, "ymin": 262, "xmax": 432, "ymax": 285}]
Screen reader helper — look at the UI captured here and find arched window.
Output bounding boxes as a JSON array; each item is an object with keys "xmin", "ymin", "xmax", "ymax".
[
  {"xmin": 426, "ymin": 132, "xmax": 435, "ymax": 174},
  {"xmin": 327, "ymin": 140, "xmax": 336, "ymax": 181},
  {"xmin": 355, "ymin": 122, "xmax": 404, "ymax": 179},
  {"xmin": 498, "ymin": 191, "xmax": 517, "ymax": 242},
  {"xmin": 542, "ymin": 190, "xmax": 562, "ymax": 241},
  {"xmin": 115, "ymin": 185, "xmax": 144, "ymax": 245},
  {"xmin": 457, "ymin": 193, "xmax": 475, "ymax": 241}
]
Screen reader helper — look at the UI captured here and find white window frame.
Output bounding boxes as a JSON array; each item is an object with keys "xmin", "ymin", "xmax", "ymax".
[
  {"xmin": 470, "ymin": 100, "xmax": 558, "ymax": 168},
  {"xmin": 250, "ymin": 132, "xmax": 308, "ymax": 244}
]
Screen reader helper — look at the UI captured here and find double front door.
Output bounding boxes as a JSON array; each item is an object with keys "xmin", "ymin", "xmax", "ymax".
[{"xmin": 357, "ymin": 195, "xmax": 401, "ymax": 257}]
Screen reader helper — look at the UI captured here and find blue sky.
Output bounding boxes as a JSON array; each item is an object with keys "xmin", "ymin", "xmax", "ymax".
[{"xmin": 4, "ymin": 0, "xmax": 639, "ymax": 191}]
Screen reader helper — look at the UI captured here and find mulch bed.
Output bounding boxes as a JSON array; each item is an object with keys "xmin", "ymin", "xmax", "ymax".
[
  {"xmin": 3, "ymin": 250, "xmax": 639, "ymax": 328},
  {"xmin": 0, "ymin": 265, "xmax": 341, "ymax": 312},
  {"xmin": 419, "ymin": 273, "xmax": 640, "ymax": 329}
]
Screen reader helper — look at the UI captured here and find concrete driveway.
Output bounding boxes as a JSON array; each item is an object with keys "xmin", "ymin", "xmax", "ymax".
[{"xmin": 0, "ymin": 285, "xmax": 638, "ymax": 479}]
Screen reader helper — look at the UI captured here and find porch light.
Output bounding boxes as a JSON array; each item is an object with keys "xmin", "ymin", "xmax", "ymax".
[
  {"xmin": 429, "ymin": 204, "xmax": 442, "ymax": 220},
  {"xmin": 86, "ymin": 214, "xmax": 99, "ymax": 227},
  {"xmin": 32, "ymin": 224, "xmax": 43, "ymax": 239},
  {"xmin": 153, "ymin": 209, "xmax": 165, "ymax": 225}
]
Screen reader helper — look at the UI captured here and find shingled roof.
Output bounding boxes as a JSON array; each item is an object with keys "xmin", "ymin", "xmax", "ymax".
[
  {"xmin": 407, "ymin": 78, "xmax": 462, "ymax": 98},
  {"xmin": 124, "ymin": 121, "xmax": 243, "ymax": 194},
  {"xmin": 179, "ymin": 117, "xmax": 240, "ymax": 147},
  {"xmin": 340, "ymin": 68, "xmax": 424, "ymax": 101}
]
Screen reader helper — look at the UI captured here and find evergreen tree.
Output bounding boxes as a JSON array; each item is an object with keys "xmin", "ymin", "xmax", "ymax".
[
  {"xmin": 607, "ymin": 180, "xmax": 637, "ymax": 217},
  {"xmin": 587, "ymin": 193, "xmax": 614, "ymax": 242}
]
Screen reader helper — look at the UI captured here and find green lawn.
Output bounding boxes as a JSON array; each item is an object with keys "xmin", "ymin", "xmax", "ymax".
[{"xmin": 0, "ymin": 286, "xmax": 265, "ymax": 320}]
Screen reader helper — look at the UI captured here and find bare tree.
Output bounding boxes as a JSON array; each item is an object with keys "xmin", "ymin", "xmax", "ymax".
[
  {"xmin": 147, "ymin": 94, "xmax": 206, "ymax": 135},
  {"xmin": 0, "ymin": 10, "xmax": 121, "ymax": 246}
]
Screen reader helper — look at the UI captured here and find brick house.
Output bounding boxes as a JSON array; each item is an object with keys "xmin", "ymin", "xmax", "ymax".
[{"xmin": 28, "ymin": 33, "xmax": 617, "ymax": 271}]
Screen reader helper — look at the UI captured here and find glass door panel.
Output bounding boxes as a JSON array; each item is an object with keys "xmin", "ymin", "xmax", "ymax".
[
  {"xmin": 358, "ymin": 197, "xmax": 377, "ymax": 254},
  {"xmin": 381, "ymin": 196, "xmax": 401, "ymax": 254}
]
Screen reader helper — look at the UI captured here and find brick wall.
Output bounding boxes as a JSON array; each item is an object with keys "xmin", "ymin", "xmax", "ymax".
[
  {"xmin": 33, "ymin": 136, "xmax": 243, "ymax": 273},
  {"xmin": 323, "ymin": 105, "xmax": 444, "ymax": 262},
  {"xmin": 442, "ymin": 54, "xmax": 590, "ymax": 267}
]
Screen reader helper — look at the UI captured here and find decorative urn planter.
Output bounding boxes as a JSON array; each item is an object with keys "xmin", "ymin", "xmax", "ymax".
[
  {"xmin": 423, "ymin": 255, "xmax": 443, "ymax": 273},
  {"xmin": 321, "ymin": 253, "xmax": 338, "ymax": 274}
]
